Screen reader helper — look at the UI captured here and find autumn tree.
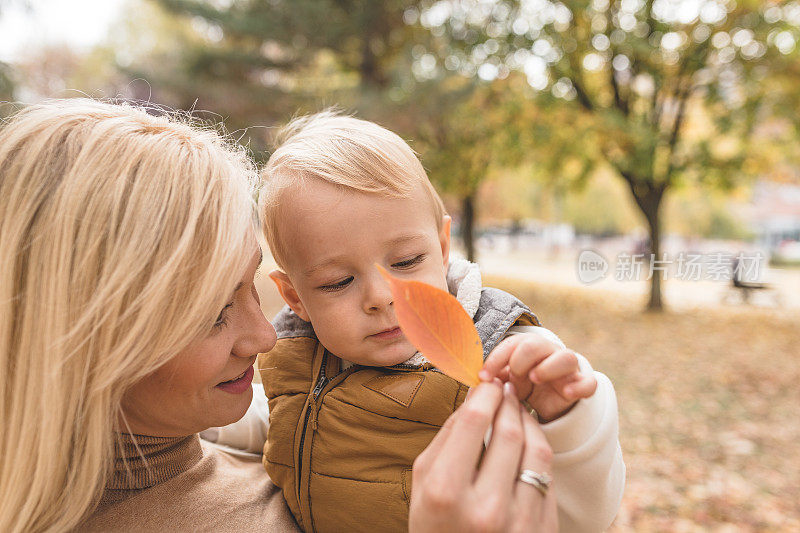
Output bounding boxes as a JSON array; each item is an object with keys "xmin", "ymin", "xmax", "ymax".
[
  {"xmin": 391, "ymin": 71, "xmax": 584, "ymax": 261},
  {"xmin": 428, "ymin": 0, "xmax": 793, "ymax": 310},
  {"xmin": 143, "ymin": 0, "xmax": 524, "ymax": 259},
  {"xmin": 135, "ymin": 0, "xmax": 430, "ymax": 157},
  {"xmin": 156, "ymin": 0, "xmax": 422, "ymax": 89},
  {"xmin": 0, "ymin": 2, "xmax": 15, "ymax": 106},
  {"xmin": 391, "ymin": 77, "xmax": 503, "ymax": 260},
  {"xmin": 0, "ymin": 61, "xmax": 13, "ymax": 103}
]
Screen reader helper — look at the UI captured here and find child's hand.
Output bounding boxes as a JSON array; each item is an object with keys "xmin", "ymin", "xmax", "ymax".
[{"xmin": 479, "ymin": 333, "xmax": 597, "ymax": 423}]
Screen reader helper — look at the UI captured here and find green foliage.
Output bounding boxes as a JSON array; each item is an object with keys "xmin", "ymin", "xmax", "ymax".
[
  {"xmin": 393, "ymin": 75, "xmax": 512, "ymax": 196},
  {"xmin": 157, "ymin": 0, "xmax": 420, "ymax": 88},
  {"xmin": 20, "ymin": 0, "xmax": 792, "ymax": 306},
  {"xmin": 430, "ymin": 0, "xmax": 788, "ymax": 189},
  {"xmin": 0, "ymin": 61, "xmax": 13, "ymax": 102},
  {"xmin": 0, "ymin": 1, "xmax": 16, "ymax": 103},
  {"xmin": 387, "ymin": 75, "xmax": 518, "ymax": 260},
  {"xmin": 666, "ymin": 185, "xmax": 753, "ymax": 240},
  {"xmin": 424, "ymin": 0, "xmax": 795, "ymax": 309},
  {"xmin": 706, "ymin": 206, "xmax": 750, "ymax": 240},
  {"xmin": 134, "ymin": 0, "xmax": 435, "ymax": 158},
  {"xmin": 561, "ymin": 171, "xmax": 640, "ymax": 235}
]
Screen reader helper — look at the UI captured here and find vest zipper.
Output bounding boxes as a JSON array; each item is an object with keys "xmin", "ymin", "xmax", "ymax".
[
  {"xmin": 296, "ymin": 351, "xmax": 361, "ymax": 532},
  {"xmin": 311, "ymin": 369, "xmax": 329, "ymax": 398},
  {"xmin": 297, "ymin": 351, "xmax": 328, "ymax": 493},
  {"xmin": 309, "ymin": 363, "xmax": 328, "ymax": 431},
  {"xmin": 295, "ymin": 350, "xmax": 328, "ymax": 531}
]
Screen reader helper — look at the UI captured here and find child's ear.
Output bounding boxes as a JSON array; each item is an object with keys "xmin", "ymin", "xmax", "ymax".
[
  {"xmin": 269, "ymin": 270, "xmax": 311, "ymax": 322},
  {"xmin": 439, "ymin": 215, "xmax": 452, "ymax": 270}
]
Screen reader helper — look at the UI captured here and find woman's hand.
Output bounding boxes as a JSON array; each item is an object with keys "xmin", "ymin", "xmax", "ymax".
[{"xmin": 409, "ymin": 380, "xmax": 558, "ymax": 533}]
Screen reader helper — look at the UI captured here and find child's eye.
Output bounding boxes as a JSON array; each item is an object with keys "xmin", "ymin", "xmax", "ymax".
[
  {"xmin": 319, "ymin": 276, "xmax": 354, "ymax": 292},
  {"xmin": 213, "ymin": 302, "xmax": 234, "ymax": 330},
  {"xmin": 392, "ymin": 254, "xmax": 425, "ymax": 269}
]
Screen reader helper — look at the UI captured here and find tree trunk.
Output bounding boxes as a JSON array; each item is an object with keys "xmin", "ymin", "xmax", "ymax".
[
  {"xmin": 624, "ymin": 176, "xmax": 667, "ymax": 312},
  {"xmin": 643, "ymin": 200, "xmax": 664, "ymax": 311},
  {"xmin": 462, "ymin": 193, "xmax": 476, "ymax": 262},
  {"xmin": 360, "ymin": 38, "xmax": 386, "ymax": 88},
  {"xmin": 358, "ymin": 6, "xmax": 388, "ymax": 89}
]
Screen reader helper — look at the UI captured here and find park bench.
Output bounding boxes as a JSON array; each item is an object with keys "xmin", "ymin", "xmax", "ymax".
[{"xmin": 723, "ymin": 258, "xmax": 783, "ymax": 306}]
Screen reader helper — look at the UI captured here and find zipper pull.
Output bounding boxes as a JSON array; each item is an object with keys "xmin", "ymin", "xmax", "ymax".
[
  {"xmin": 312, "ymin": 375, "xmax": 329, "ymax": 399},
  {"xmin": 307, "ymin": 397, "xmax": 318, "ymax": 430}
]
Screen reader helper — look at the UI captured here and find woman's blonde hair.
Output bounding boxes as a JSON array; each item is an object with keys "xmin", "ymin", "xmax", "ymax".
[
  {"xmin": 0, "ymin": 99, "xmax": 258, "ymax": 532},
  {"xmin": 260, "ymin": 110, "xmax": 446, "ymax": 269}
]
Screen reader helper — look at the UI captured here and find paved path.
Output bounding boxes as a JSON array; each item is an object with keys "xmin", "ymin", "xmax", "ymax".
[
  {"xmin": 473, "ymin": 244, "xmax": 799, "ymax": 312},
  {"xmin": 257, "ymin": 240, "xmax": 799, "ymax": 314}
]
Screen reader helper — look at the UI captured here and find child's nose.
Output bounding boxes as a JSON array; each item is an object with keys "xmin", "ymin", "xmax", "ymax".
[{"xmin": 363, "ymin": 274, "xmax": 393, "ymax": 313}]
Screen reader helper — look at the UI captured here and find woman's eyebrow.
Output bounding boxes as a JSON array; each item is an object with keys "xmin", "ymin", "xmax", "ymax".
[
  {"xmin": 227, "ymin": 249, "xmax": 261, "ymax": 301},
  {"xmin": 228, "ymin": 282, "xmax": 244, "ymax": 302},
  {"xmin": 235, "ymin": 249, "xmax": 263, "ymax": 289}
]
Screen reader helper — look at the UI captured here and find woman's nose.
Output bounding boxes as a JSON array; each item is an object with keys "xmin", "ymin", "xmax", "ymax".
[
  {"xmin": 234, "ymin": 299, "xmax": 277, "ymax": 357},
  {"xmin": 362, "ymin": 274, "xmax": 393, "ymax": 313}
]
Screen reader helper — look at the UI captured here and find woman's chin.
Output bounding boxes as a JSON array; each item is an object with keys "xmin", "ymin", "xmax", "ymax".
[{"xmin": 205, "ymin": 385, "xmax": 253, "ymax": 429}]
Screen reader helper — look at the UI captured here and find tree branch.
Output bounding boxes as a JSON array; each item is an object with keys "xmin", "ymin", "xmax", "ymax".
[
  {"xmin": 554, "ymin": 42, "xmax": 596, "ymax": 112},
  {"xmin": 610, "ymin": 68, "xmax": 629, "ymax": 116},
  {"xmin": 663, "ymin": 81, "xmax": 692, "ymax": 184},
  {"xmin": 604, "ymin": 1, "xmax": 628, "ymax": 116},
  {"xmin": 572, "ymin": 78, "xmax": 595, "ymax": 112},
  {"xmin": 555, "ymin": 59, "xmax": 594, "ymax": 111},
  {"xmin": 668, "ymin": 84, "xmax": 690, "ymax": 150}
]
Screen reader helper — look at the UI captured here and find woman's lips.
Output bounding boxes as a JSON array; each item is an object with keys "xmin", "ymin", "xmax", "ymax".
[
  {"xmin": 216, "ymin": 365, "xmax": 254, "ymax": 394},
  {"xmin": 370, "ymin": 327, "xmax": 403, "ymax": 340}
]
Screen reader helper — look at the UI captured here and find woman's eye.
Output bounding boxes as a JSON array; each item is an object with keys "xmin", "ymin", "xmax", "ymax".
[
  {"xmin": 319, "ymin": 276, "xmax": 353, "ymax": 292},
  {"xmin": 213, "ymin": 302, "xmax": 234, "ymax": 329},
  {"xmin": 392, "ymin": 254, "xmax": 425, "ymax": 269}
]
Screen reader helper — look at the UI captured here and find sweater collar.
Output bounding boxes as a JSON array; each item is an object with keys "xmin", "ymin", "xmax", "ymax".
[
  {"xmin": 445, "ymin": 257, "xmax": 483, "ymax": 319},
  {"xmin": 106, "ymin": 433, "xmax": 204, "ymax": 491}
]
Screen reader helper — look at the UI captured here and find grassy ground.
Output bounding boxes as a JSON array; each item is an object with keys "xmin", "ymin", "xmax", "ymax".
[
  {"xmin": 487, "ymin": 276, "xmax": 800, "ymax": 532},
  {"xmin": 256, "ymin": 273, "xmax": 800, "ymax": 531}
]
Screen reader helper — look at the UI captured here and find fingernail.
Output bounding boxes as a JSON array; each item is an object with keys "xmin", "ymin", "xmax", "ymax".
[
  {"xmin": 503, "ymin": 381, "xmax": 516, "ymax": 397},
  {"xmin": 478, "ymin": 369, "xmax": 490, "ymax": 381}
]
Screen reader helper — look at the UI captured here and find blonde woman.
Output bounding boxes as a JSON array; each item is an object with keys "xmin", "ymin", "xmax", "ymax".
[{"xmin": 0, "ymin": 99, "xmax": 557, "ymax": 532}]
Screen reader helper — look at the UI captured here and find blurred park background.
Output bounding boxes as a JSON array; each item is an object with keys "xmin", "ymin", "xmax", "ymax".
[{"xmin": 2, "ymin": 0, "xmax": 799, "ymax": 530}]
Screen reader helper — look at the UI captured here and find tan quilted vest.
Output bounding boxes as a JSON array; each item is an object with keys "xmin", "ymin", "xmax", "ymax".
[{"xmin": 260, "ymin": 288, "xmax": 539, "ymax": 533}]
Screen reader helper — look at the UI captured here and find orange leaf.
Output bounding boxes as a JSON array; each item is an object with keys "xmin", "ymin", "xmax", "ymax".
[{"xmin": 376, "ymin": 265, "xmax": 483, "ymax": 387}]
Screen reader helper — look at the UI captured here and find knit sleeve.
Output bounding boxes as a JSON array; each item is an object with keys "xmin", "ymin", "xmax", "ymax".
[
  {"xmin": 199, "ymin": 383, "xmax": 270, "ymax": 454},
  {"xmin": 503, "ymin": 325, "xmax": 626, "ymax": 532}
]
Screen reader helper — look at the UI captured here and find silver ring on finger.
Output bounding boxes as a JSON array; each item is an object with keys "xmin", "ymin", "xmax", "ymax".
[{"xmin": 518, "ymin": 469, "xmax": 551, "ymax": 496}]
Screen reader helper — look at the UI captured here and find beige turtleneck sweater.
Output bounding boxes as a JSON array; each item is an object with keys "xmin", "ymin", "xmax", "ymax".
[{"xmin": 76, "ymin": 433, "xmax": 300, "ymax": 532}]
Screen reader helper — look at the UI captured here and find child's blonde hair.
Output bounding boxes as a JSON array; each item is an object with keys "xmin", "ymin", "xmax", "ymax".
[
  {"xmin": 0, "ymin": 99, "xmax": 258, "ymax": 532},
  {"xmin": 259, "ymin": 110, "xmax": 446, "ymax": 269}
]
